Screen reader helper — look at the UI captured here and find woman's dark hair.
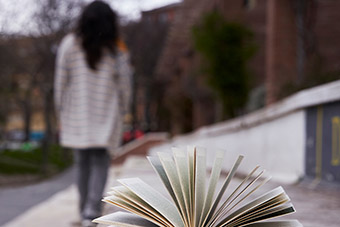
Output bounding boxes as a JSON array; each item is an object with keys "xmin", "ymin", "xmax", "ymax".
[{"xmin": 76, "ymin": 0, "xmax": 118, "ymax": 70}]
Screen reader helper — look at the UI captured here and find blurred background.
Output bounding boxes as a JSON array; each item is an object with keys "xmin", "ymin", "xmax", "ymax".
[
  {"xmin": 0, "ymin": 0, "xmax": 340, "ymax": 226},
  {"xmin": 0, "ymin": 0, "xmax": 181, "ymax": 185}
]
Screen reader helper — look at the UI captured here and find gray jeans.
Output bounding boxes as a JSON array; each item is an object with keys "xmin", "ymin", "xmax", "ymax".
[{"xmin": 74, "ymin": 148, "xmax": 110, "ymax": 220}]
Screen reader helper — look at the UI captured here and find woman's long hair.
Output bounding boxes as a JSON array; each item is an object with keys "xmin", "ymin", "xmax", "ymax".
[{"xmin": 76, "ymin": 0, "xmax": 118, "ymax": 70}]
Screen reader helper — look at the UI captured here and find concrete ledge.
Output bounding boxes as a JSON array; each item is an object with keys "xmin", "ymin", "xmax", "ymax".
[
  {"xmin": 191, "ymin": 79, "xmax": 340, "ymax": 137},
  {"xmin": 112, "ymin": 132, "xmax": 169, "ymax": 165}
]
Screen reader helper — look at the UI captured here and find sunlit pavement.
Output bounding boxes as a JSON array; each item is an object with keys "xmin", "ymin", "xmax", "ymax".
[
  {"xmin": 2, "ymin": 155, "xmax": 340, "ymax": 227},
  {"xmin": 0, "ymin": 166, "xmax": 75, "ymax": 226}
]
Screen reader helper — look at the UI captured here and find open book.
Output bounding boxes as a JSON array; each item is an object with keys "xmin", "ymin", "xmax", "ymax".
[{"xmin": 94, "ymin": 147, "xmax": 302, "ymax": 227}]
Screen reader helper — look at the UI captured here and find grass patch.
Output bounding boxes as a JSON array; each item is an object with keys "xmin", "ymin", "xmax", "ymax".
[{"xmin": 0, "ymin": 144, "xmax": 73, "ymax": 175}]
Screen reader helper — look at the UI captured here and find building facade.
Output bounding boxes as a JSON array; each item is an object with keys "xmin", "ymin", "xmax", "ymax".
[{"xmin": 155, "ymin": 0, "xmax": 340, "ymax": 134}]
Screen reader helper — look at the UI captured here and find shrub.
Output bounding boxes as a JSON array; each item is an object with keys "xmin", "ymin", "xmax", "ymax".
[{"xmin": 192, "ymin": 12, "xmax": 257, "ymax": 118}]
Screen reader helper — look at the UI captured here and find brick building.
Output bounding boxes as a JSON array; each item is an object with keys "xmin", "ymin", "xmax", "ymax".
[
  {"xmin": 155, "ymin": 0, "xmax": 340, "ymax": 134},
  {"xmin": 141, "ymin": 3, "xmax": 180, "ymax": 24},
  {"xmin": 124, "ymin": 3, "xmax": 181, "ymax": 132}
]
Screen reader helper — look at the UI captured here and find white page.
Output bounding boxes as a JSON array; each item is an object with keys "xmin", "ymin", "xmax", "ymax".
[
  {"xmin": 199, "ymin": 149, "xmax": 225, "ymax": 226},
  {"xmin": 219, "ymin": 186, "xmax": 287, "ymax": 225},
  {"xmin": 93, "ymin": 211, "xmax": 159, "ymax": 227},
  {"xmin": 107, "ymin": 185, "xmax": 129, "ymax": 195},
  {"xmin": 103, "ymin": 196, "xmax": 168, "ymax": 226},
  {"xmin": 203, "ymin": 155, "xmax": 244, "ymax": 226},
  {"xmin": 227, "ymin": 199, "xmax": 291, "ymax": 227},
  {"xmin": 188, "ymin": 146, "xmax": 196, "ymax": 224},
  {"xmin": 96, "ymin": 148, "xmax": 300, "ymax": 227},
  {"xmin": 118, "ymin": 178, "xmax": 184, "ymax": 227},
  {"xmin": 106, "ymin": 187, "xmax": 169, "ymax": 225},
  {"xmin": 228, "ymin": 195, "xmax": 288, "ymax": 226},
  {"xmin": 212, "ymin": 168, "xmax": 265, "ymax": 223},
  {"xmin": 158, "ymin": 152, "xmax": 188, "ymax": 226},
  {"xmin": 173, "ymin": 148, "xmax": 191, "ymax": 224},
  {"xmin": 230, "ymin": 203, "xmax": 296, "ymax": 227},
  {"xmin": 242, "ymin": 220, "xmax": 302, "ymax": 227},
  {"xmin": 194, "ymin": 147, "xmax": 207, "ymax": 226},
  {"xmin": 219, "ymin": 176, "xmax": 271, "ymax": 220},
  {"xmin": 147, "ymin": 156, "xmax": 179, "ymax": 208}
]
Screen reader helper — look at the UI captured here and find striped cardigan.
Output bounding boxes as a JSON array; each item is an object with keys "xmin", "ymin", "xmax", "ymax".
[{"xmin": 54, "ymin": 34, "xmax": 132, "ymax": 154}]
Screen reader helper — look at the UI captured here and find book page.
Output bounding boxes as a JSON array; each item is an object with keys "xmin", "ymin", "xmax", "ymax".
[
  {"xmin": 173, "ymin": 148, "xmax": 191, "ymax": 224},
  {"xmin": 218, "ymin": 186, "xmax": 289, "ymax": 225},
  {"xmin": 147, "ymin": 156, "xmax": 179, "ymax": 208},
  {"xmin": 194, "ymin": 147, "xmax": 207, "ymax": 226},
  {"xmin": 235, "ymin": 204, "xmax": 296, "ymax": 227},
  {"xmin": 103, "ymin": 195, "xmax": 169, "ymax": 226},
  {"xmin": 106, "ymin": 187, "xmax": 170, "ymax": 226},
  {"xmin": 212, "ymin": 167, "xmax": 265, "ymax": 223},
  {"xmin": 96, "ymin": 147, "xmax": 301, "ymax": 227},
  {"xmin": 203, "ymin": 155, "xmax": 244, "ymax": 226},
  {"xmin": 118, "ymin": 178, "xmax": 184, "ymax": 227},
  {"xmin": 198, "ymin": 149, "xmax": 225, "ymax": 226},
  {"xmin": 158, "ymin": 152, "xmax": 188, "ymax": 226},
  {"xmin": 219, "ymin": 176, "xmax": 271, "ymax": 221},
  {"xmin": 243, "ymin": 220, "xmax": 302, "ymax": 227},
  {"xmin": 225, "ymin": 193, "xmax": 288, "ymax": 226},
  {"xmin": 93, "ymin": 211, "xmax": 159, "ymax": 227},
  {"xmin": 188, "ymin": 146, "xmax": 196, "ymax": 223}
]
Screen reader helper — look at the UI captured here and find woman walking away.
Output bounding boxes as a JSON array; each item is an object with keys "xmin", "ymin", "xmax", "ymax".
[{"xmin": 54, "ymin": 1, "xmax": 132, "ymax": 227}]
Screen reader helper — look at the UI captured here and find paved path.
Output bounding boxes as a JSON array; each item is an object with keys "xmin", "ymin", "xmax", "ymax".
[
  {"xmin": 0, "ymin": 166, "xmax": 75, "ymax": 226},
  {"xmin": 2, "ymin": 156, "xmax": 340, "ymax": 227},
  {"xmin": 283, "ymin": 180, "xmax": 340, "ymax": 227}
]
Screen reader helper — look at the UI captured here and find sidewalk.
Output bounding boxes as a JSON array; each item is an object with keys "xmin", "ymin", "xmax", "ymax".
[
  {"xmin": 2, "ymin": 156, "xmax": 159, "ymax": 227},
  {"xmin": 0, "ymin": 166, "xmax": 75, "ymax": 226},
  {"xmin": 3, "ymin": 155, "xmax": 340, "ymax": 227}
]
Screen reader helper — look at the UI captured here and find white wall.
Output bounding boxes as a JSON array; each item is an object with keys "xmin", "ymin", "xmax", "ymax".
[
  {"xmin": 149, "ymin": 80, "xmax": 340, "ymax": 184},
  {"xmin": 149, "ymin": 110, "xmax": 305, "ymax": 184}
]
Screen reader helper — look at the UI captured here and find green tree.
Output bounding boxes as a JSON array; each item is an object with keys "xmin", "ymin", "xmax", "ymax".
[{"xmin": 192, "ymin": 12, "xmax": 256, "ymax": 118}]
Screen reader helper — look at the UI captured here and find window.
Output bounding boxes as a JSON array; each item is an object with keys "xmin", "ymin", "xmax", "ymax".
[
  {"xmin": 243, "ymin": 0, "xmax": 256, "ymax": 10},
  {"xmin": 158, "ymin": 13, "xmax": 168, "ymax": 23}
]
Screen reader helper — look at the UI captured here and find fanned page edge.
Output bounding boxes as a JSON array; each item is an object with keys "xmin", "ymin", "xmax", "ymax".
[
  {"xmin": 147, "ymin": 156, "xmax": 179, "ymax": 208},
  {"xmin": 97, "ymin": 147, "xmax": 300, "ymax": 227},
  {"xmin": 226, "ymin": 203, "xmax": 295, "ymax": 227},
  {"xmin": 218, "ymin": 186, "xmax": 294, "ymax": 226},
  {"xmin": 198, "ymin": 149, "xmax": 225, "ymax": 226},
  {"xmin": 173, "ymin": 148, "xmax": 192, "ymax": 225},
  {"xmin": 202, "ymin": 155, "xmax": 244, "ymax": 226},
  {"xmin": 194, "ymin": 147, "xmax": 207, "ymax": 227},
  {"xmin": 157, "ymin": 152, "xmax": 188, "ymax": 226},
  {"xmin": 104, "ymin": 187, "xmax": 171, "ymax": 226},
  {"xmin": 93, "ymin": 211, "xmax": 159, "ymax": 227},
  {"xmin": 241, "ymin": 220, "xmax": 303, "ymax": 227},
  {"xmin": 210, "ymin": 168, "xmax": 269, "ymax": 226},
  {"xmin": 118, "ymin": 178, "xmax": 184, "ymax": 227}
]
